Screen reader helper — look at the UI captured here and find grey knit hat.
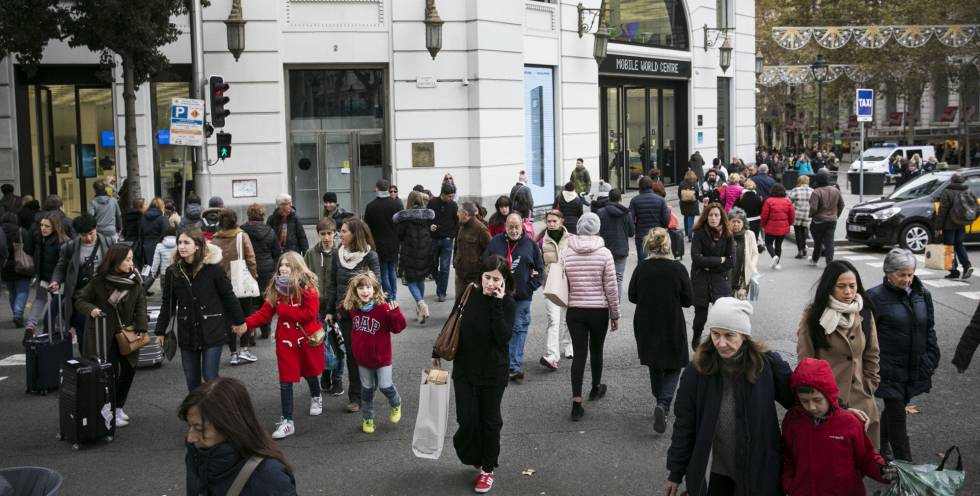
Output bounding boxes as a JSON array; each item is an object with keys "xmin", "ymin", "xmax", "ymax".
[
  {"xmin": 596, "ymin": 180, "xmax": 613, "ymax": 198},
  {"xmin": 704, "ymin": 297, "xmax": 753, "ymax": 336},
  {"xmin": 883, "ymin": 248, "xmax": 916, "ymax": 273},
  {"xmin": 577, "ymin": 212, "xmax": 601, "ymax": 236}
]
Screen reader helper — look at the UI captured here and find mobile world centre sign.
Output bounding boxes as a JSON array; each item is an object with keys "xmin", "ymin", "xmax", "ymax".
[{"xmin": 599, "ymin": 54, "xmax": 692, "ymax": 79}]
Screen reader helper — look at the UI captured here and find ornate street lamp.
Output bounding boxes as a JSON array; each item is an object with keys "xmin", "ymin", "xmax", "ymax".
[
  {"xmin": 224, "ymin": 0, "xmax": 246, "ymax": 62},
  {"xmin": 755, "ymin": 51, "xmax": 764, "ymax": 76},
  {"xmin": 810, "ymin": 53, "xmax": 830, "ymax": 150},
  {"xmin": 424, "ymin": 0, "xmax": 444, "ymax": 60},
  {"xmin": 578, "ymin": 2, "xmax": 610, "ymax": 65},
  {"xmin": 718, "ymin": 35, "xmax": 733, "ymax": 73},
  {"xmin": 704, "ymin": 24, "xmax": 735, "ymax": 72}
]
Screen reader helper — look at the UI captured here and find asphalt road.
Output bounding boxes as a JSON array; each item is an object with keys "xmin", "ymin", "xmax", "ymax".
[{"xmin": 1, "ymin": 240, "xmax": 978, "ymax": 495}]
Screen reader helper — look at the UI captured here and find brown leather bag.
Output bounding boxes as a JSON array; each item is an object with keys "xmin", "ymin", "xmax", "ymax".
[
  {"xmin": 297, "ymin": 323, "xmax": 325, "ymax": 348},
  {"xmin": 112, "ymin": 309, "xmax": 149, "ymax": 356},
  {"xmin": 433, "ymin": 283, "xmax": 474, "ymax": 360}
]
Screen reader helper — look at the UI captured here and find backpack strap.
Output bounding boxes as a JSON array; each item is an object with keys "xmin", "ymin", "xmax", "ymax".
[{"xmin": 226, "ymin": 456, "xmax": 263, "ymax": 496}]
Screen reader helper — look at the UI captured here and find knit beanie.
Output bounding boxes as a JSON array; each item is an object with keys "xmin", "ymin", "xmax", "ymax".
[
  {"xmin": 596, "ymin": 181, "xmax": 612, "ymax": 198},
  {"xmin": 577, "ymin": 212, "xmax": 601, "ymax": 236},
  {"xmin": 704, "ymin": 297, "xmax": 753, "ymax": 336}
]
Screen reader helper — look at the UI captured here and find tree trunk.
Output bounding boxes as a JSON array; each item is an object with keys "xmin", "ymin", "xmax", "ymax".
[{"xmin": 122, "ymin": 54, "xmax": 141, "ymax": 208}]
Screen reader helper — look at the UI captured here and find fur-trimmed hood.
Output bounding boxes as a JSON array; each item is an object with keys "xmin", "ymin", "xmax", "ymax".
[
  {"xmin": 204, "ymin": 242, "xmax": 223, "ymax": 264},
  {"xmin": 393, "ymin": 208, "xmax": 435, "ymax": 224}
]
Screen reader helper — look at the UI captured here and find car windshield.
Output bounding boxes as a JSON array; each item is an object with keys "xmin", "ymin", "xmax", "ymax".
[
  {"xmin": 861, "ymin": 152, "xmax": 888, "ymax": 161},
  {"xmin": 889, "ymin": 174, "xmax": 947, "ymax": 201}
]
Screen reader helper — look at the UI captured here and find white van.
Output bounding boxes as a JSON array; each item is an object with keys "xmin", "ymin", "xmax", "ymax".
[{"xmin": 848, "ymin": 145, "xmax": 938, "ymax": 174}]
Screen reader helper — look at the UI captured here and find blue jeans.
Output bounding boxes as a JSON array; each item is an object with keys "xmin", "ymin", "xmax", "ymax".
[
  {"xmin": 684, "ymin": 215, "xmax": 696, "ymax": 239},
  {"xmin": 359, "ymin": 365, "xmax": 401, "ymax": 420},
  {"xmin": 5, "ymin": 278, "xmax": 30, "ymax": 320},
  {"xmin": 508, "ymin": 299, "xmax": 533, "ymax": 372},
  {"xmin": 406, "ymin": 278, "xmax": 426, "ymax": 302},
  {"xmin": 431, "ymin": 238, "xmax": 453, "ymax": 298},
  {"xmin": 634, "ymin": 237, "xmax": 647, "ymax": 261},
  {"xmin": 280, "ymin": 377, "xmax": 321, "ymax": 421},
  {"xmin": 327, "ymin": 329, "xmax": 346, "ymax": 385},
  {"xmin": 649, "ymin": 367, "xmax": 682, "ymax": 412},
  {"xmin": 180, "ymin": 345, "xmax": 223, "ymax": 392},
  {"xmin": 380, "ymin": 258, "xmax": 398, "ymax": 301},
  {"xmin": 613, "ymin": 256, "xmax": 627, "ymax": 301},
  {"xmin": 944, "ymin": 228, "xmax": 971, "ymax": 273}
]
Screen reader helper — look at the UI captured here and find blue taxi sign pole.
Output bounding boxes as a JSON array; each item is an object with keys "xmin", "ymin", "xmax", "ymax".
[{"xmin": 856, "ymin": 89, "xmax": 874, "ymax": 203}]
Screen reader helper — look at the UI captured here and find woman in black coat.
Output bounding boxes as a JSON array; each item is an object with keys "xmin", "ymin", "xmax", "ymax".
[
  {"xmin": 733, "ymin": 180, "xmax": 763, "ymax": 239},
  {"xmin": 554, "ymin": 182, "xmax": 585, "ymax": 234},
  {"xmin": 432, "ymin": 255, "xmax": 516, "ymax": 494},
  {"xmin": 24, "ymin": 212, "xmax": 69, "ymax": 334},
  {"xmin": 628, "ymin": 227, "xmax": 693, "ymax": 434},
  {"xmin": 180, "ymin": 377, "xmax": 297, "ymax": 495},
  {"xmin": 866, "ymin": 248, "xmax": 939, "ymax": 462},
  {"xmin": 1, "ymin": 212, "xmax": 32, "ymax": 327},
  {"xmin": 241, "ymin": 204, "xmax": 281, "ymax": 339},
  {"xmin": 665, "ymin": 298, "xmax": 794, "ymax": 496},
  {"xmin": 394, "ymin": 191, "xmax": 435, "ymax": 323},
  {"xmin": 139, "ymin": 198, "xmax": 169, "ymax": 266},
  {"xmin": 154, "ymin": 229, "xmax": 245, "ymax": 392},
  {"xmin": 689, "ymin": 203, "xmax": 736, "ymax": 351},
  {"xmin": 121, "ymin": 198, "xmax": 144, "ymax": 242}
]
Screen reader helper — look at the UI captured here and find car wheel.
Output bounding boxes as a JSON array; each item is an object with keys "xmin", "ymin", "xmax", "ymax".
[{"xmin": 899, "ymin": 223, "xmax": 931, "ymax": 254}]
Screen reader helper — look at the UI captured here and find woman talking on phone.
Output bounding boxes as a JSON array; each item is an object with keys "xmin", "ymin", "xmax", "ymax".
[{"xmin": 432, "ymin": 255, "xmax": 516, "ymax": 494}]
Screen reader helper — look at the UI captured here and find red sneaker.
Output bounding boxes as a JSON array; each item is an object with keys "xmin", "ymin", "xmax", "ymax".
[{"xmin": 474, "ymin": 471, "xmax": 494, "ymax": 493}]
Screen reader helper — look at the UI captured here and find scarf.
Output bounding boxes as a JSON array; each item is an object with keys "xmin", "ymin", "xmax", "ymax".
[
  {"xmin": 361, "ymin": 301, "xmax": 375, "ymax": 312},
  {"xmin": 274, "ymin": 275, "xmax": 293, "ymax": 296},
  {"xmin": 546, "ymin": 228, "xmax": 564, "ymax": 245},
  {"xmin": 819, "ymin": 294, "xmax": 864, "ymax": 335},
  {"xmin": 338, "ymin": 245, "xmax": 370, "ymax": 270},
  {"xmin": 708, "ymin": 224, "xmax": 723, "ymax": 241},
  {"xmin": 106, "ymin": 270, "xmax": 139, "ymax": 306},
  {"xmin": 278, "ymin": 221, "xmax": 288, "ymax": 248}
]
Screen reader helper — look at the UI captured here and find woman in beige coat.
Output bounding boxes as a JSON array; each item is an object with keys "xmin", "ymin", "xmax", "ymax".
[
  {"xmin": 209, "ymin": 208, "xmax": 258, "ymax": 365},
  {"xmin": 536, "ymin": 209, "xmax": 573, "ymax": 369},
  {"xmin": 797, "ymin": 260, "xmax": 881, "ymax": 446}
]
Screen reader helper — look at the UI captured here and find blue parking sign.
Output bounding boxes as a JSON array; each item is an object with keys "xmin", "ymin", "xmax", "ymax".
[{"xmin": 856, "ymin": 89, "xmax": 873, "ymax": 122}]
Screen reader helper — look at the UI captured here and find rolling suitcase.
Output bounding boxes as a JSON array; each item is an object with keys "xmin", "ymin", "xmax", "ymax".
[
  {"xmin": 58, "ymin": 314, "xmax": 116, "ymax": 450},
  {"xmin": 25, "ymin": 292, "xmax": 72, "ymax": 395}
]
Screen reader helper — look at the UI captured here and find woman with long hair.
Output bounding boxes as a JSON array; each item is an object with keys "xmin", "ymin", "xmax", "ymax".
[
  {"xmin": 536, "ymin": 209, "xmax": 573, "ymax": 369},
  {"xmin": 138, "ymin": 197, "xmax": 169, "ymax": 267},
  {"xmin": 798, "ymin": 260, "xmax": 881, "ymax": 446},
  {"xmin": 245, "ymin": 252, "xmax": 325, "ymax": 439},
  {"xmin": 487, "ymin": 195, "xmax": 512, "ymax": 238},
  {"xmin": 75, "ymin": 243, "xmax": 147, "ymax": 427},
  {"xmin": 394, "ymin": 190, "xmax": 435, "ymax": 323},
  {"xmin": 664, "ymin": 298, "xmax": 794, "ymax": 496},
  {"xmin": 325, "ymin": 217, "xmax": 381, "ymax": 413},
  {"xmin": 689, "ymin": 203, "xmax": 735, "ymax": 351},
  {"xmin": 154, "ymin": 229, "xmax": 245, "ymax": 392},
  {"xmin": 180, "ymin": 377, "xmax": 296, "ymax": 494},
  {"xmin": 25, "ymin": 212, "xmax": 69, "ymax": 336}
]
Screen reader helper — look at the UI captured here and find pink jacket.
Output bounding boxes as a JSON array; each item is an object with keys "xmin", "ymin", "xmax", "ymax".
[
  {"xmin": 721, "ymin": 184, "xmax": 743, "ymax": 212},
  {"xmin": 562, "ymin": 235, "xmax": 620, "ymax": 320}
]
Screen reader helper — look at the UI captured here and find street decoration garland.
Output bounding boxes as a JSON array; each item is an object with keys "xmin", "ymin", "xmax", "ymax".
[{"xmin": 772, "ymin": 25, "xmax": 980, "ymax": 50}]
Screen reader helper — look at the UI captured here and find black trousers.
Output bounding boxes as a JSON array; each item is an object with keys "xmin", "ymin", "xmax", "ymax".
[
  {"xmin": 693, "ymin": 305, "xmax": 709, "ymax": 350},
  {"xmin": 453, "ymin": 376, "xmax": 506, "ymax": 472},
  {"xmin": 765, "ymin": 235, "xmax": 784, "ymax": 259},
  {"xmin": 566, "ymin": 307, "xmax": 609, "ymax": 398},
  {"xmin": 708, "ymin": 473, "xmax": 736, "ymax": 495},
  {"xmin": 794, "ymin": 225, "xmax": 809, "ymax": 254},
  {"xmin": 228, "ymin": 297, "xmax": 255, "ymax": 351},
  {"xmin": 110, "ymin": 346, "xmax": 135, "ymax": 408},
  {"xmin": 881, "ymin": 397, "xmax": 912, "ymax": 461},
  {"xmin": 810, "ymin": 221, "xmax": 836, "ymax": 263},
  {"xmin": 338, "ymin": 318, "xmax": 361, "ymax": 403}
]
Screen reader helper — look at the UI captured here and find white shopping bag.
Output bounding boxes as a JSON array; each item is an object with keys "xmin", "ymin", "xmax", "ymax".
[{"xmin": 412, "ymin": 369, "xmax": 452, "ymax": 459}]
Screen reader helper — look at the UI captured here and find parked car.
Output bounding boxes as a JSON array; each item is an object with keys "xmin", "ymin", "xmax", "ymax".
[
  {"xmin": 846, "ymin": 168, "xmax": 980, "ymax": 253},
  {"xmin": 848, "ymin": 145, "xmax": 937, "ymax": 176}
]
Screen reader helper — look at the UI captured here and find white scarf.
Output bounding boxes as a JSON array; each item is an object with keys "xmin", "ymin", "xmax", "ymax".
[
  {"xmin": 338, "ymin": 245, "xmax": 370, "ymax": 270},
  {"xmin": 819, "ymin": 294, "xmax": 863, "ymax": 335}
]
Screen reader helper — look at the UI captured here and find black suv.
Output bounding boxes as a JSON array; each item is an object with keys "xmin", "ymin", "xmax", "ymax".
[{"xmin": 845, "ymin": 168, "xmax": 980, "ymax": 253}]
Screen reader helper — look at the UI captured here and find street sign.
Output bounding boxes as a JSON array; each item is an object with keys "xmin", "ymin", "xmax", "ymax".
[
  {"xmin": 856, "ymin": 88, "xmax": 874, "ymax": 122},
  {"xmin": 169, "ymin": 98, "xmax": 205, "ymax": 146}
]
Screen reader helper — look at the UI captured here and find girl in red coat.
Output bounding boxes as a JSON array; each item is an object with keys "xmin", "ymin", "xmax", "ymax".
[
  {"xmin": 341, "ymin": 272, "xmax": 407, "ymax": 434},
  {"xmin": 245, "ymin": 251, "xmax": 325, "ymax": 440},
  {"xmin": 760, "ymin": 183, "xmax": 795, "ymax": 270}
]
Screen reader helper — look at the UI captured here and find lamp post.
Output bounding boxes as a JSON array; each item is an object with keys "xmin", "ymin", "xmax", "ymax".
[
  {"xmin": 577, "ymin": 2, "xmax": 610, "ymax": 65},
  {"xmin": 424, "ymin": 0, "xmax": 444, "ymax": 60},
  {"xmin": 810, "ymin": 53, "xmax": 830, "ymax": 151},
  {"xmin": 225, "ymin": 0, "xmax": 246, "ymax": 61}
]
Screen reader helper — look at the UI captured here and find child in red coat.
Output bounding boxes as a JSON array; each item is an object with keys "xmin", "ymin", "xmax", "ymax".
[
  {"xmin": 782, "ymin": 358, "xmax": 895, "ymax": 495},
  {"xmin": 341, "ymin": 272, "xmax": 407, "ymax": 434},
  {"xmin": 245, "ymin": 252, "xmax": 325, "ymax": 440}
]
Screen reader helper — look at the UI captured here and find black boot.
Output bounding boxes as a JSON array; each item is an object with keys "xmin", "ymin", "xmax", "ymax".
[
  {"xmin": 570, "ymin": 401, "xmax": 584, "ymax": 421},
  {"xmin": 588, "ymin": 384, "xmax": 607, "ymax": 401},
  {"xmin": 260, "ymin": 324, "xmax": 271, "ymax": 339}
]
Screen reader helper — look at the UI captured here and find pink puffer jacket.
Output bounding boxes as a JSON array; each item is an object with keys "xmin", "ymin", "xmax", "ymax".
[{"xmin": 562, "ymin": 235, "xmax": 620, "ymax": 320}]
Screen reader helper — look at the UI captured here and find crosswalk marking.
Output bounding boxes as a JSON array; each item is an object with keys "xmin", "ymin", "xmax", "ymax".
[
  {"xmin": 0, "ymin": 377, "xmax": 7, "ymax": 382},
  {"xmin": 921, "ymin": 279, "xmax": 970, "ymax": 288},
  {"xmin": 842, "ymin": 255, "xmax": 880, "ymax": 261},
  {"xmin": 915, "ymin": 268, "xmax": 938, "ymax": 276},
  {"xmin": 956, "ymin": 292, "xmax": 980, "ymax": 300},
  {"xmin": 0, "ymin": 354, "xmax": 25, "ymax": 367}
]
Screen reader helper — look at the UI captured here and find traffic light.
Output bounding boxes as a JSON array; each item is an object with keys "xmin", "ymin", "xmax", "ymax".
[
  {"xmin": 216, "ymin": 132, "xmax": 232, "ymax": 159},
  {"xmin": 208, "ymin": 75, "xmax": 230, "ymax": 128}
]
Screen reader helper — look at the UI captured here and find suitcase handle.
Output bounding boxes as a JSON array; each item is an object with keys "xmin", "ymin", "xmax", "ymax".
[
  {"xmin": 94, "ymin": 313, "xmax": 110, "ymax": 363},
  {"xmin": 46, "ymin": 291, "xmax": 67, "ymax": 344}
]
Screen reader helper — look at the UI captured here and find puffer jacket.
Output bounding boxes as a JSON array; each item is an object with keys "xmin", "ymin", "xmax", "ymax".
[
  {"xmin": 720, "ymin": 184, "xmax": 743, "ymax": 212},
  {"xmin": 149, "ymin": 236, "xmax": 177, "ymax": 278},
  {"xmin": 760, "ymin": 197, "xmax": 795, "ymax": 237},
  {"xmin": 185, "ymin": 441, "xmax": 296, "ymax": 496},
  {"xmin": 536, "ymin": 226, "xmax": 569, "ymax": 279},
  {"xmin": 394, "ymin": 208, "xmax": 435, "ymax": 281},
  {"xmin": 628, "ymin": 189, "xmax": 670, "ymax": 239},
  {"xmin": 597, "ymin": 202, "xmax": 634, "ymax": 259},
  {"xmin": 241, "ymin": 221, "xmax": 280, "ymax": 288},
  {"xmin": 562, "ymin": 235, "xmax": 620, "ymax": 320},
  {"xmin": 555, "ymin": 191, "xmax": 585, "ymax": 235}
]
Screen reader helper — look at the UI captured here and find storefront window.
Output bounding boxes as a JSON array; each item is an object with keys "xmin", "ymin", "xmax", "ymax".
[
  {"xmin": 524, "ymin": 67, "xmax": 555, "ymax": 207},
  {"xmin": 289, "ymin": 70, "xmax": 384, "ymax": 131},
  {"xmin": 607, "ymin": 0, "xmax": 689, "ymax": 51},
  {"xmin": 153, "ymin": 82, "xmax": 192, "ymax": 204}
]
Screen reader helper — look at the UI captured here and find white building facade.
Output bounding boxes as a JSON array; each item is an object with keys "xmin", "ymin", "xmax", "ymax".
[{"xmin": 0, "ymin": 0, "xmax": 756, "ymax": 222}]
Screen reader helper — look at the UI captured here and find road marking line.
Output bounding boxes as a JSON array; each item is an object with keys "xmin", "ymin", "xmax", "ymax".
[
  {"xmin": 842, "ymin": 255, "xmax": 879, "ymax": 261},
  {"xmin": 0, "ymin": 377, "xmax": 7, "ymax": 382},
  {"xmin": 914, "ymin": 268, "xmax": 938, "ymax": 276},
  {"xmin": 0, "ymin": 354, "xmax": 26, "ymax": 367},
  {"xmin": 866, "ymin": 262, "xmax": 884, "ymax": 268},
  {"xmin": 957, "ymin": 292, "xmax": 980, "ymax": 300},
  {"xmin": 922, "ymin": 279, "xmax": 970, "ymax": 288}
]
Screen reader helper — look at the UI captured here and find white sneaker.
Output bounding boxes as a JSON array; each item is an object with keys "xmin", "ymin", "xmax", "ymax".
[
  {"xmin": 239, "ymin": 350, "xmax": 258, "ymax": 363},
  {"xmin": 115, "ymin": 415, "xmax": 129, "ymax": 428},
  {"xmin": 272, "ymin": 418, "xmax": 295, "ymax": 439},
  {"xmin": 775, "ymin": 263, "xmax": 782, "ymax": 270},
  {"xmin": 116, "ymin": 408, "xmax": 130, "ymax": 422},
  {"xmin": 310, "ymin": 396, "xmax": 323, "ymax": 416},
  {"xmin": 808, "ymin": 258, "xmax": 818, "ymax": 266},
  {"xmin": 229, "ymin": 352, "xmax": 240, "ymax": 366},
  {"xmin": 770, "ymin": 255, "xmax": 779, "ymax": 269}
]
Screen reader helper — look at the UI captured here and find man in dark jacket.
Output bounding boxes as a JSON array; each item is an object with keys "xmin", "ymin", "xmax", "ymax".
[
  {"xmin": 322, "ymin": 192, "xmax": 355, "ymax": 229},
  {"xmin": 808, "ymin": 172, "xmax": 844, "ymax": 266},
  {"xmin": 0, "ymin": 184, "xmax": 20, "ymax": 214},
  {"xmin": 267, "ymin": 193, "xmax": 309, "ymax": 254},
  {"xmin": 363, "ymin": 178, "xmax": 404, "ymax": 300},
  {"xmin": 750, "ymin": 164, "xmax": 776, "ymax": 201},
  {"xmin": 934, "ymin": 173, "xmax": 974, "ymax": 279},
  {"xmin": 485, "ymin": 213, "xmax": 543, "ymax": 382},
  {"xmin": 452, "ymin": 202, "xmax": 491, "ymax": 300},
  {"xmin": 510, "ymin": 172, "xmax": 535, "ymax": 219},
  {"xmin": 598, "ymin": 189, "xmax": 634, "ymax": 297},
  {"xmin": 201, "ymin": 196, "xmax": 224, "ymax": 238},
  {"xmin": 17, "ymin": 196, "xmax": 38, "ymax": 230},
  {"xmin": 427, "ymin": 183, "xmax": 458, "ymax": 302},
  {"xmin": 49, "ymin": 213, "xmax": 110, "ymax": 353},
  {"xmin": 628, "ymin": 176, "xmax": 670, "ymax": 259}
]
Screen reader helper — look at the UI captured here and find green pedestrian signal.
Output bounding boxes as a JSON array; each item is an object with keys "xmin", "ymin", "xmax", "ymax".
[{"xmin": 216, "ymin": 132, "xmax": 232, "ymax": 160}]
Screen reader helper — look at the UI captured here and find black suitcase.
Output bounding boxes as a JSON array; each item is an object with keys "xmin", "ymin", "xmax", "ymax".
[
  {"xmin": 669, "ymin": 229, "xmax": 685, "ymax": 260},
  {"xmin": 58, "ymin": 315, "xmax": 116, "ymax": 450},
  {"xmin": 25, "ymin": 293, "xmax": 72, "ymax": 395}
]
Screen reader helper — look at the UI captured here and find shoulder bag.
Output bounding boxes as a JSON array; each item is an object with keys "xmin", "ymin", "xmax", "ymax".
[
  {"xmin": 114, "ymin": 307, "xmax": 150, "ymax": 356},
  {"xmin": 297, "ymin": 322, "xmax": 325, "ymax": 348},
  {"xmin": 230, "ymin": 232, "xmax": 260, "ymax": 298},
  {"xmin": 226, "ymin": 456, "xmax": 264, "ymax": 496},
  {"xmin": 543, "ymin": 249, "xmax": 569, "ymax": 307},
  {"xmin": 162, "ymin": 271, "xmax": 179, "ymax": 361},
  {"xmin": 13, "ymin": 228, "xmax": 33, "ymax": 276},
  {"xmin": 433, "ymin": 283, "xmax": 474, "ymax": 360}
]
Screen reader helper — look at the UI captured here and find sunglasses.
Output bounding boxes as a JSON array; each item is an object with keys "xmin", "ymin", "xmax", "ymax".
[{"xmin": 389, "ymin": 189, "xmax": 398, "ymax": 194}]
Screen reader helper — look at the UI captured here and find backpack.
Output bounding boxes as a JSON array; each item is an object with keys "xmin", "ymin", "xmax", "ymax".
[{"xmin": 949, "ymin": 189, "xmax": 979, "ymax": 226}]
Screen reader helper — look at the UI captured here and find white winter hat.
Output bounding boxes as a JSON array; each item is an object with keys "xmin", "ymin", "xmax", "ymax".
[{"xmin": 704, "ymin": 297, "xmax": 753, "ymax": 336}]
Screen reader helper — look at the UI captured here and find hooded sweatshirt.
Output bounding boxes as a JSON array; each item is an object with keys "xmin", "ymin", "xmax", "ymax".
[
  {"xmin": 597, "ymin": 202, "xmax": 634, "ymax": 258},
  {"xmin": 88, "ymin": 194, "xmax": 121, "ymax": 238},
  {"xmin": 781, "ymin": 358, "xmax": 889, "ymax": 496},
  {"xmin": 150, "ymin": 235, "xmax": 177, "ymax": 278},
  {"xmin": 179, "ymin": 203, "xmax": 204, "ymax": 231}
]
